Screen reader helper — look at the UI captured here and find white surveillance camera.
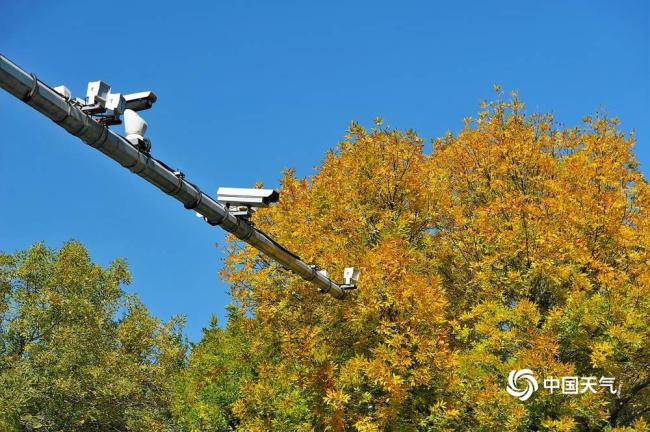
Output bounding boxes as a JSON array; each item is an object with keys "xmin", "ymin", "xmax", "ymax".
[
  {"xmin": 86, "ymin": 80, "xmax": 111, "ymax": 105},
  {"xmin": 343, "ymin": 267, "xmax": 360, "ymax": 285},
  {"xmin": 81, "ymin": 80, "xmax": 112, "ymax": 114},
  {"xmin": 53, "ymin": 85, "xmax": 72, "ymax": 99},
  {"xmin": 124, "ymin": 109, "xmax": 151, "ymax": 152},
  {"xmin": 124, "ymin": 91, "xmax": 157, "ymax": 111},
  {"xmin": 217, "ymin": 187, "xmax": 280, "ymax": 208},
  {"xmin": 105, "ymin": 93, "xmax": 126, "ymax": 115},
  {"xmin": 124, "ymin": 109, "xmax": 147, "ymax": 137}
]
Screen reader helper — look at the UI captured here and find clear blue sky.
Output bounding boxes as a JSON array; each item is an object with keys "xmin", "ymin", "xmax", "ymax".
[{"xmin": 1, "ymin": 1, "xmax": 648, "ymax": 341}]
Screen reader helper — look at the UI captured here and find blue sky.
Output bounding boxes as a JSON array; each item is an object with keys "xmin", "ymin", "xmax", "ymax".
[{"xmin": 1, "ymin": 1, "xmax": 648, "ymax": 341}]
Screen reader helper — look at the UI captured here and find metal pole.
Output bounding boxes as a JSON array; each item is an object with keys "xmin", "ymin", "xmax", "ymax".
[{"xmin": 0, "ymin": 54, "xmax": 346, "ymax": 300}]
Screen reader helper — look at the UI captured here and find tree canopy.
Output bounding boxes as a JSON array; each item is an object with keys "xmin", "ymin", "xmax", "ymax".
[
  {"xmin": 3, "ymin": 93, "xmax": 647, "ymax": 432},
  {"xmin": 175, "ymin": 93, "xmax": 649, "ymax": 431},
  {"xmin": 0, "ymin": 241, "xmax": 186, "ymax": 431}
]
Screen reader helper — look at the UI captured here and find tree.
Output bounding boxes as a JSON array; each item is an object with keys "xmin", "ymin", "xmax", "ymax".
[
  {"xmin": 177, "ymin": 93, "xmax": 649, "ymax": 431},
  {"xmin": 0, "ymin": 241, "xmax": 187, "ymax": 431},
  {"xmin": 173, "ymin": 306, "xmax": 255, "ymax": 431},
  {"xmin": 425, "ymin": 94, "xmax": 648, "ymax": 431}
]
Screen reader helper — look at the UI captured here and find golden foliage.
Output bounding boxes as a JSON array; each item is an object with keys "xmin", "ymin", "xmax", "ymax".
[{"xmin": 181, "ymin": 93, "xmax": 649, "ymax": 431}]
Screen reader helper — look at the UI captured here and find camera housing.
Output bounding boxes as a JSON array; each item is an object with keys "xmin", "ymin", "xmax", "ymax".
[
  {"xmin": 343, "ymin": 267, "xmax": 360, "ymax": 285},
  {"xmin": 124, "ymin": 109, "xmax": 151, "ymax": 153},
  {"xmin": 53, "ymin": 85, "xmax": 72, "ymax": 99},
  {"xmin": 217, "ymin": 187, "xmax": 280, "ymax": 208},
  {"xmin": 124, "ymin": 91, "xmax": 157, "ymax": 111},
  {"xmin": 83, "ymin": 80, "xmax": 112, "ymax": 114},
  {"xmin": 105, "ymin": 92, "xmax": 126, "ymax": 114},
  {"xmin": 81, "ymin": 83, "xmax": 156, "ymax": 116}
]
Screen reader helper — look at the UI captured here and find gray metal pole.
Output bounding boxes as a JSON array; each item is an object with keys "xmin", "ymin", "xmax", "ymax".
[{"xmin": 0, "ymin": 54, "xmax": 346, "ymax": 300}]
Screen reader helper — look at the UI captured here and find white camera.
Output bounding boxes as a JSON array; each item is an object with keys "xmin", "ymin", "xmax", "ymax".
[
  {"xmin": 83, "ymin": 81, "xmax": 126, "ymax": 120},
  {"xmin": 124, "ymin": 91, "xmax": 157, "ymax": 111},
  {"xmin": 83, "ymin": 82, "xmax": 156, "ymax": 117},
  {"xmin": 53, "ymin": 85, "xmax": 72, "ymax": 99},
  {"xmin": 217, "ymin": 187, "xmax": 280, "ymax": 208},
  {"xmin": 86, "ymin": 80, "xmax": 110, "ymax": 105},
  {"xmin": 343, "ymin": 267, "xmax": 360, "ymax": 285},
  {"xmin": 83, "ymin": 80, "xmax": 112, "ymax": 114},
  {"xmin": 124, "ymin": 109, "xmax": 151, "ymax": 153},
  {"xmin": 105, "ymin": 92, "xmax": 126, "ymax": 114}
]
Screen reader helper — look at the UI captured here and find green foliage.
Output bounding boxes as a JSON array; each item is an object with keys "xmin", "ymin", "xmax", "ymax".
[
  {"xmin": 173, "ymin": 306, "xmax": 255, "ymax": 431},
  {"xmin": 0, "ymin": 241, "xmax": 186, "ymax": 431}
]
